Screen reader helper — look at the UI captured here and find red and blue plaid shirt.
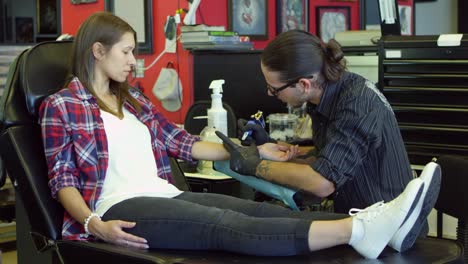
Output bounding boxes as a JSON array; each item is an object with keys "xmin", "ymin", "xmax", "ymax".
[{"xmin": 39, "ymin": 77, "xmax": 198, "ymax": 240}]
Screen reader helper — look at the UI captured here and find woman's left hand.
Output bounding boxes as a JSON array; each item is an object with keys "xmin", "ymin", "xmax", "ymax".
[
  {"xmin": 258, "ymin": 143, "xmax": 299, "ymax": 162},
  {"xmin": 90, "ymin": 219, "xmax": 149, "ymax": 249}
]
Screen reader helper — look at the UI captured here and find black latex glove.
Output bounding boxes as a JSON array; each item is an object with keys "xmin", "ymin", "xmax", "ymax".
[
  {"xmin": 216, "ymin": 131, "xmax": 262, "ymax": 176},
  {"xmin": 237, "ymin": 118, "xmax": 277, "ymax": 146}
]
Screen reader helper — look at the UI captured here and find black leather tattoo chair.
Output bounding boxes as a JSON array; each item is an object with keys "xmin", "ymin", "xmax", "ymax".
[{"xmin": 0, "ymin": 40, "xmax": 464, "ymax": 264}]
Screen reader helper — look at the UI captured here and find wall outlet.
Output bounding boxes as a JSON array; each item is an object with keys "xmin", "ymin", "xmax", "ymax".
[
  {"xmin": 134, "ymin": 59, "xmax": 145, "ymax": 78},
  {"xmin": 165, "ymin": 38, "xmax": 177, "ymax": 53}
]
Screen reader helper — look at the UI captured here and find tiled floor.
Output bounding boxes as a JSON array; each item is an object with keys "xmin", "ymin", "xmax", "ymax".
[
  {"xmin": 0, "ymin": 241, "xmax": 17, "ymax": 264},
  {"xmin": 2, "ymin": 250, "xmax": 17, "ymax": 264}
]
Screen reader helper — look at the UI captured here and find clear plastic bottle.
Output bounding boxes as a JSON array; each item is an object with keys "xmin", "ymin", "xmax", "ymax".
[
  {"xmin": 197, "ymin": 126, "xmax": 218, "ymax": 174},
  {"xmin": 207, "ymin": 79, "xmax": 227, "ymax": 141}
]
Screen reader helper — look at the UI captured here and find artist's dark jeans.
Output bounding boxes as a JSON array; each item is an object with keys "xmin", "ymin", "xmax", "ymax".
[{"xmin": 102, "ymin": 192, "xmax": 347, "ymax": 256}]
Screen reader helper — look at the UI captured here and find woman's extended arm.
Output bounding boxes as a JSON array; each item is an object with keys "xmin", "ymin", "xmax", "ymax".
[
  {"xmin": 191, "ymin": 141, "xmax": 300, "ymax": 162},
  {"xmin": 191, "ymin": 141, "xmax": 230, "ymax": 161}
]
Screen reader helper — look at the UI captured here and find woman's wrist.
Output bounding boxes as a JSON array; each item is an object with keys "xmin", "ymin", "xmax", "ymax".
[{"xmin": 84, "ymin": 212, "xmax": 101, "ymax": 235}]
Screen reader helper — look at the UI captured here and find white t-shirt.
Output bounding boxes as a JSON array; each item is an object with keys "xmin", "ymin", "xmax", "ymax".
[{"xmin": 95, "ymin": 108, "xmax": 182, "ymax": 216}]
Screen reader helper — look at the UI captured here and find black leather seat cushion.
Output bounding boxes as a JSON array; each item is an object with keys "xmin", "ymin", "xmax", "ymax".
[{"xmin": 57, "ymin": 237, "xmax": 463, "ymax": 264}]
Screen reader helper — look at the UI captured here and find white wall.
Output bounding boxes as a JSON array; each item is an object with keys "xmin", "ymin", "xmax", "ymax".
[
  {"xmin": 11, "ymin": 0, "xmax": 35, "ymax": 18},
  {"xmin": 415, "ymin": 0, "xmax": 458, "ymax": 35}
]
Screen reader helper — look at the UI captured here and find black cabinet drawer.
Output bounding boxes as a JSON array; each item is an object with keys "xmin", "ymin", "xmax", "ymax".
[
  {"xmin": 383, "ymin": 74, "xmax": 468, "ymax": 88},
  {"xmin": 406, "ymin": 145, "xmax": 468, "ymax": 165},
  {"xmin": 399, "ymin": 125, "xmax": 468, "ymax": 149},
  {"xmin": 382, "ymin": 60, "xmax": 468, "ymax": 74},
  {"xmin": 384, "ymin": 88, "xmax": 468, "ymax": 108},
  {"xmin": 393, "ymin": 107, "xmax": 468, "ymax": 127}
]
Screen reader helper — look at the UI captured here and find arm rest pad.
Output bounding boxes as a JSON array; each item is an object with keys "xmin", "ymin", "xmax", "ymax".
[{"xmin": 213, "ymin": 160, "xmax": 299, "ymax": 210}]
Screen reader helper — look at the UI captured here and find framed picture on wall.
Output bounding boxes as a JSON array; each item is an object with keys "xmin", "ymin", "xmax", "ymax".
[
  {"xmin": 398, "ymin": 4, "xmax": 412, "ymax": 35},
  {"xmin": 106, "ymin": 0, "xmax": 154, "ymax": 54},
  {"xmin": 316, "ymin": 6, "xmax": 351, "ymax": 43},
  {"xmin": 37, "ymin": 0, "xmax": 58, "ymax": 35},
  {"xmin": 276, "ymin": 0, "xmax": 308, "ymax": 34},
  {"xmin": 228, "ymin": 0, "xmax": 268, "ymax": 40},
  {"xmin": 15, "ymin": 17, "xmax": 34, "ymax": 43}
]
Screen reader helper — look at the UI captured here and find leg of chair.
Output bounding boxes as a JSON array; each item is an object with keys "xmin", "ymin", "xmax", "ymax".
[
  {"xmin": 437, "ymin": 210, "xmax": 443, "ymax": 238},
  {"xmin": 456, "ymin": 219, "xmax": 467, "ymax": 263}
]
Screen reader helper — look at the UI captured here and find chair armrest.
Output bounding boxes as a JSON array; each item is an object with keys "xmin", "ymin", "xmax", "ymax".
[
  {"xmin": 213, "ymin": 160, "xmax": 299, "ymax": 210},
  {"xmin": 58, "ymin": 240, "xmax": 160, "ymax": 264}
]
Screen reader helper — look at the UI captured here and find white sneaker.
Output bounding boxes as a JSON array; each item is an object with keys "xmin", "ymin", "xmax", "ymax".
[
  {"xmin": 388, "ymin": 162, "xmax": 441, "ymax": 252},
  {"xmin": 349, "ymin": 178, "xmax": 424, "ymax": 259}
]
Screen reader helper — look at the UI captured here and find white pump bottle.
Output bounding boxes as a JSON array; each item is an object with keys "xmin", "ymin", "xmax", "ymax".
[
  {"xmin": 196, "ymin": 80, "xmax": 227, "ymax": 174},
  {"xmin": 207, "ymin": 79, "xmax": 228, "ymax": 142}
]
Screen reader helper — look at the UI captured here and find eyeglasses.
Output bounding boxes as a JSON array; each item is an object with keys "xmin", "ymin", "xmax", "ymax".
[{"xmin": 266, "ymin": 75, "xmax": 315, "ymax": 96}]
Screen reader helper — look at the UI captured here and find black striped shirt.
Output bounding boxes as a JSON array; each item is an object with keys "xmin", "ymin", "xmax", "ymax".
[{"xmin": 308, "ymin": 72, "xmax": 413, "ymax": 213}]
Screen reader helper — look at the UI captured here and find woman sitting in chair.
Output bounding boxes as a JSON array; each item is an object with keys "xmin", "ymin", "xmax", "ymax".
[{"xmin": 39, "ymin": 12, "xmax": 437, "ymax": 259}]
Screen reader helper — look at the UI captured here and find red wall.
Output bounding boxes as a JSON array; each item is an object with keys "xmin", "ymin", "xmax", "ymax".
[
  {"xmin": 61, "ymin": 0, "xmax": 192, "ymax": 124},
  {"xmin": 60, "ymin": 0, "xmax": 360, "ymax": 124}
]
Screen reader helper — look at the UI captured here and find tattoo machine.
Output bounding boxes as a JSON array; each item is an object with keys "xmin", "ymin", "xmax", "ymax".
[{"xmin": 241, "ymin": 110, "xmax": 266, "ymax": 140}]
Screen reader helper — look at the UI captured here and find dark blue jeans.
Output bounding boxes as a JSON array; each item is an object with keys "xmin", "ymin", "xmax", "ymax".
[{"xmin": 102, "ymin": 192, "xmax": 347, "ymax": 256}]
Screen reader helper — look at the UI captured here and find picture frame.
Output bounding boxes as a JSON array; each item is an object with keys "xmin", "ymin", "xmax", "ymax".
[
  {"xmin": 36, "ymin": 0, "xmax": 58, "ymax": 35},
  {"xmin": 316, "ymin": 6, "xmax": 351, "ymax": 43},
  {"xmin": 228, "ymin": 0, "xmax": 268, "ymax": 40},
  {"xmin": 276, "ymin": 0, "xmax": 308, "ymax": 34},
  {"xmin": 398, "ymin": 5, "xmax": 412, "ymax": 35},
  {"xmin": 15, "ymin": 17, "xmax": 34, "ymax": 43},
  {"xmin": 105, "ymin": 0, "xmax": 154, "ymax": 54}
]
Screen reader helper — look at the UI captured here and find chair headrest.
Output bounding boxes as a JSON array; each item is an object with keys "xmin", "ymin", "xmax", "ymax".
[
  {"xmin": 22, "ymin": 41, "xmax": 73, "ymax": 119},
  {"xmin": 0, "ymin": 41, "xmax": 73, "ymax": 128}
]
